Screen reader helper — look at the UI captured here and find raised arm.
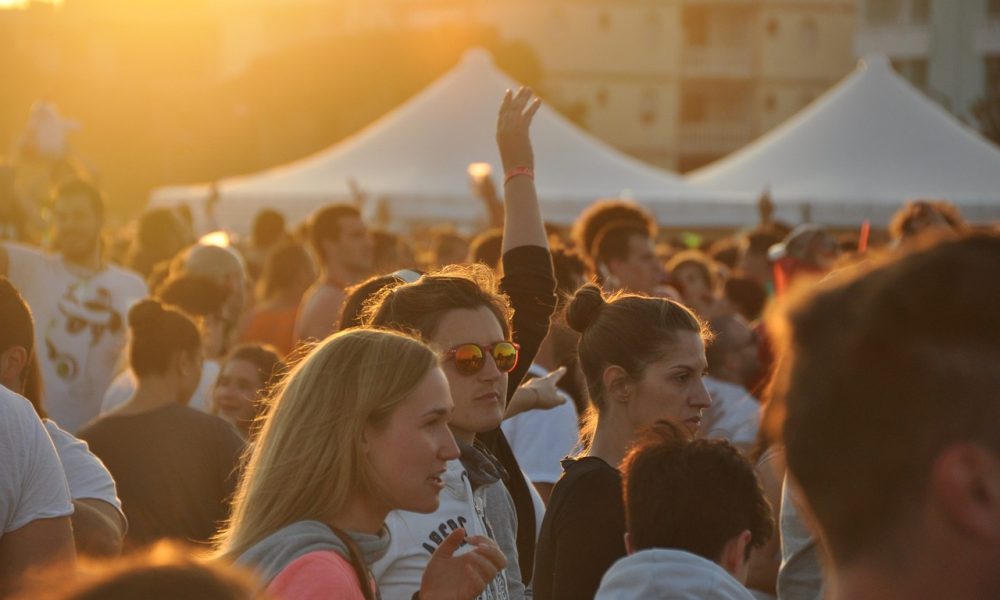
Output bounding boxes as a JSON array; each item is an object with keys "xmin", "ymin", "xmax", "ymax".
[{"xmin": 497, "ymin": 88, "xmax": 546, "ymax": 253}]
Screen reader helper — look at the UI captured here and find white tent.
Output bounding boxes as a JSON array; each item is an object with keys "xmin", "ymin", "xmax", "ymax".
[
  {"xmin": 686, "ymin": 55, "xmax": 1000, "ymax": 226},
  {"xmin": 152, "ymin": 49, "xmax": 740, "ymax": 233}
]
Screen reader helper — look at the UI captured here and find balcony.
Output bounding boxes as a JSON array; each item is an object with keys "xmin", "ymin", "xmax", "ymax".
[
  {"xmin": 855, "ymin": 25, "xmax": 930, "ymax": 59},
  {"xmin": 677, "ymin": 121, "xmax": 755, "ymax": 156},
  {"xmin": 976, "ymin": 18, "xmax": 1000, "ymax": 54},
  {"xmin": 681, "ymin": 46, "xmax": 754, "ymax": 79}
]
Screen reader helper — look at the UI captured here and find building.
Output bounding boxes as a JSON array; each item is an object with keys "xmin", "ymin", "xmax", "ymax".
[{"xmin": 855, "ymin": 0, "xmax": 1000, "ymax": 121}]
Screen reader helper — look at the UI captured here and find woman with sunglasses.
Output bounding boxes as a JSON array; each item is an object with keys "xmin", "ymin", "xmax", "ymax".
[
  {"xmin": 214, "ymin": 329, "xmax": 507, "ymax": 600},
  {"xmin": 532, "ymin": 284, "xmax": 713, "ymax": 600},
  {"xmin": 362, "ymin": 88, "xmax": 556, "ymax": 600}
]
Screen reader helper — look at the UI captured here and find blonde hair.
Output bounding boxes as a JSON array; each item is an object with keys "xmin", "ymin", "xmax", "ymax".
[{"xmin": 213, "ymin": 328, "xmax": 438, "ymax": 560}]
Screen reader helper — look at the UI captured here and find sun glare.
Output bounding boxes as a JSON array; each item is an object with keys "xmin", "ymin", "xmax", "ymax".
[{"xmin": 0, "ymin": 0, "xmax": 61, "ymax": 8}]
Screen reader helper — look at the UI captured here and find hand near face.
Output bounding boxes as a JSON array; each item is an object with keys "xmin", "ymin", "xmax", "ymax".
[
  {"xmin": 506, "ymin": 366, "xmax": 568, "ymax": 418},
  {"xmin": 420, "ymin": 528, "xmax": 507, "ymax": 600}
]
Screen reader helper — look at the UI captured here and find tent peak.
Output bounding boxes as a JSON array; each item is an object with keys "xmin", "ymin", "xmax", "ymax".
[
  {"xmin": 858, "ymin": 53, "xmax": 891, "ymax": 71},
  {"xmin": 460, "ymin": 47, "xmax": 495, "ymax": 68}
]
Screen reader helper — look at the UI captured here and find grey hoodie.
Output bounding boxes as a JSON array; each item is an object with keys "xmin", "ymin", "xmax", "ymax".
[
  {"xmin": 236, "ymin": 520, "xmax": 391, "ymax": 584},
  {"xmin": 595, "ymin": 548, "xmax": 755, "ymax": 600}
]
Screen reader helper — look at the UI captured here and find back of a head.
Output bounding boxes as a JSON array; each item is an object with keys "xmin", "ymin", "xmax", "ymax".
[
  {"xmin": 155, "ymin": 274, "xmax": 228, "ymax": 319},
  {"xmin": 0, "ymin": 277, "xmax": 34, "ymax": 360},
  {"xmin": 17, "ymin": 541, "xmax": 264, "ymax": 600},
  {"xmin": 571, "ymin": 199, "xmax": 656, "ymax": 263},
  {"xmin": 308, "ymin": 204, "xmax": 360, "ymax": 258},
  {"xmin": 0, "ymin": 277, "xmax": 43, "ymax": 411},
  {"xmin": 622, "ymin": 421, "xmax": 772, "ymax": 559},
  {"xmin": 724, "ymin": 276, "xmax": 768, "ymax": 322},
  {"xmin": 566, "ymin": 283, "xmax": 705, "ymax": 410},
  {"xmin": 362, "ymin": 264, "xmax": 512, "ymax": 340},
  {"xmin": 889, "ymin": 199, "xmax": 967, "ymax": 242},
  {"xmin": 258, "ymin": 242, "xmax": 313, "ymax": 301},
  {"xmin": 251, "ymin": 209, "xmax": 286, "ymax": 249},
  {"xmin": 216, "ymin": 328, "xmax": 437, "ymax": 559},
  {"xmin": 174, "ymin": 243, "xmax": 247, "ymax": 284},
  {"xmin": 128, "ymin": 299, "xmax": 201, "ymax": 378},
  {"xmin": 551, "ymin": 247, "xmax": 587, "ymax": 309},
  {"xmin": 339, "ymin": 273, "xmax": 408, "ymax": 330},
  {"xmin": 468, "ymin": 228, "xmax": 504, "ymax": 269},
  {"xmin": 136, "ymin": 208, "xmax": 186, "ymax": 252},
  {"xmin": 778, "ymin": 234, "xmax": 1000, "ymax": 564}
]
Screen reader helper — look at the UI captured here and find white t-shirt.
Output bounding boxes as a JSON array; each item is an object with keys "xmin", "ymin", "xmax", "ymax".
[
  {"xmin": 5, "ymin": 243, "xmax": 147, "ymax": 433},
  {"xmin": 100, "ymin": 360, "xmax": 220, "ymax": 416},
  {"xmin": 0, "ymin": 387, "xmax": 73, "ymax": 538},
  {"xmin": 702, "ymin": 376, "xmax": 760, "ymax": 456},
  {"xmin": 501, "ymin": 364, "xmax": 580, "ymax": 485},
  {"xmin": 43, "ymin": 419, "xmax": 124, "ymax": 523}
]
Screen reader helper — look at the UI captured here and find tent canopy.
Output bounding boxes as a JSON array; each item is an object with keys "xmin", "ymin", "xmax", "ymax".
[
  {"xmin": 153, "ymin": 49, "xmax": 741, "ymax": 233},
  {"xmin": 686, "ymin": 55, "xmax": 1000, "ymax": 225}
]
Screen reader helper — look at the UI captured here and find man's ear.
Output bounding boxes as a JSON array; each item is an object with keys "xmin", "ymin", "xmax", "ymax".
[
  {"xmin": 719, "ymin": 529, "xmax": 752, "ymax": 582},
  {"xmin": 930, "ymin": 442, "xmax": 1000, "ymax": 541},
  {"xmin": 0, "ymin": 346, "xmax": 28, "ymax": 391},
  {"xmin": 601, "ymin": 365, "xmax": 632, "ymax": 405}
]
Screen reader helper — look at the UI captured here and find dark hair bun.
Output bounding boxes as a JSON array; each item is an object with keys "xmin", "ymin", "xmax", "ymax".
[
  {"xmin": 566, "ymin": 283, "xmax": 607, "ymax": 333},
  {"xmin": 128, "ymin": 299, "xmax": 165, "ymax": 331}
]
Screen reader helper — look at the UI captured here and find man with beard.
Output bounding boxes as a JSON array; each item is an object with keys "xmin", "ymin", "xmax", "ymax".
[
  {"xmin": 0, "ymin": 180, "xmax": 147, "ymax": 433},
  {"xmin": 294, "ymin": 203, "xmax": 373, "ymax": 343},
  {"xmin": 702, "ymin": 314, "xmax": 761, "ymax": 455}
]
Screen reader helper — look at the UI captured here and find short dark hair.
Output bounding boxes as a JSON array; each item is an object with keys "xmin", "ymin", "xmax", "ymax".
[
  {"xmin": 339, "ymin": 273, "xmax": 408, "ymax": 330},
  {"xmin": 724, "ymin": 276, "xmax": 768, "ymax": 322},
  {"xmin": 155, "ymin": 274, "xmax": 228, "ymax": 319},
  {"xmin": 363, "ymin": 264, "xmax": 512, "ymax": 341},
  {"xmin": 307, "ymin": 204, "xmax": 361, "ymax": 258},
  {"xmin": 224, "ymin": 343, "xmax": 286, "ymax": 403},
  {"xmin": 591, "ymin": 221, "xmax": 649, "ymax": 272},
  {"xmin": 889, "ymin": 199, "xmax": 966, "ymax": 241},
  {"xmin": 128, "ymin": 300, "xmax": 201, "ymax": 377},
  {"xmin": 779, "ymin": 234, "xmax": 1000, "ymax": 564},
  {"xmin": 571, "ymin": 200, "xmax": 656, "ymax": 263},
  {"xmin": 0, "ymin": 277, "xmax": 43, "ymax": 411},
  {"xmin": 53, "ymin": 179, "xmax": 104, "ymax": 221},
  {"xmin": 251, "ymin": 209, "xmax": 286, "ymax": 248},
  {"xmin": 468, "ymin": 228, "xmax": 504, "ymax": 269},
  {"xmin": 622, "ymin": 420, "xmax": 773, "ymax": 560}
]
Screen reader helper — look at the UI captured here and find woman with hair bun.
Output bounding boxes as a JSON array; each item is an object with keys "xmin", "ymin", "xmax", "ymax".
[
  {"xmin": 532, "ymin": 284, "xmax": 713, "ymax": 600},
  {"xmin": 78, "ymin": 299, "xmax": 244, "ymax": 549}
]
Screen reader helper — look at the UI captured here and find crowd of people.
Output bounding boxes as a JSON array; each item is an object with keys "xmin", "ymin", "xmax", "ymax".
[{"xmin": 1, "ymin": 85, "xmax": 997, "ymax": 600}]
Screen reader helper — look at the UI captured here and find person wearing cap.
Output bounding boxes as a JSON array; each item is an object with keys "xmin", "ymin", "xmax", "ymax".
[{"xmin": 768, "ymin": 224, "xmax": 840, "ymax": 296}]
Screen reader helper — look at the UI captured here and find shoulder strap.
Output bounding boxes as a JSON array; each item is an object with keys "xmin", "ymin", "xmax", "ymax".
[{"xmin": 327, "ymin": 525, "xmax": 377, "ymax": 600}]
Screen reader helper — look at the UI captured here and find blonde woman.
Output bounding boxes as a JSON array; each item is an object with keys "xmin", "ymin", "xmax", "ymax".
[{"xmin": 214, "ymin": 329, "xmax": 507, "ymax": 600}]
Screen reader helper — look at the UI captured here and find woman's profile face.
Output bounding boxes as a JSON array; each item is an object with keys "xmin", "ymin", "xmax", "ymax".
[
  {"xmin": 213, "ymin": 358, "xmax": 264, "ymax": 431},
  {"xmin": 429, "ymin": 306, "xmax": 509, "ymax": 444},
  {"xmin": 627, "ymin": 330, "xmax": 711, "ymax": 436},
  {"xmin": 365, "ymin": 366, "xmax": 459, "ymax": 514}
]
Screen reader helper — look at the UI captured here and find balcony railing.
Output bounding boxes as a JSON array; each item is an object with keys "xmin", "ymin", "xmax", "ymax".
[{"xmin": 681, "ymin": 46, "xmax": 754, "ymax": 79}]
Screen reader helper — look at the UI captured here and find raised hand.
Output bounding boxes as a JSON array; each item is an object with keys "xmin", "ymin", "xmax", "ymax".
[
  {"xmin": 420, "ymin": 528, "xmax": 508, "ymax": 600},
  {"xmin": 496, "ymin": 87, "xmax": 542, "ymax": 173}
]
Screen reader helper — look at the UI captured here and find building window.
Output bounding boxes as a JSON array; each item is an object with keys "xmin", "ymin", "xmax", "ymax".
[
  {"xmin": 596, "ymin": 87, "xmax": 610, "ymax": 108},
  {"xmin": 986, "ymin": 56, "xmax": 1000, "ymax": 92},
  {"xmin": 683, "ymin": 7, "xmax": 709, "ymax": 46},
  {"xmin": 681, "ymin": 91, "xmax": 707, "ymax": 123},
  {"xmin": 640, "ymin": 87, "xmax": 659, "ymax": 126},
  {"xmin": 866, "ymin": 0, "xmax": 903, "ymax": 25},
  {"xmin": 892, "ymin": 58, "xmax": 929, "ymax": 89},
  {"xmin": 911, "ymin": 0, "xmax": 931, "ymax": 23},
  {"xmin": 598, "ymin": 11, "xmax": 612, "ymax": 31},
  {"xmin": 800, "ymin": 18, "xmax": 819, "ymax": 51},
  {"xmin": 766, "ymin": 18, "xmax": 780, "ymax": 37}
]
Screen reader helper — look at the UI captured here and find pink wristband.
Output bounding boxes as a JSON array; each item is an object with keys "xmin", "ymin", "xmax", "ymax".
[{"xmin": 504, "ymin": 166, "xmax": 535, "ymax": 185}]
